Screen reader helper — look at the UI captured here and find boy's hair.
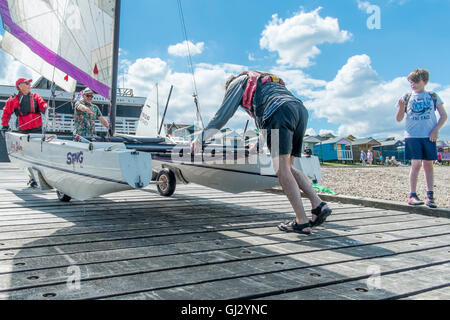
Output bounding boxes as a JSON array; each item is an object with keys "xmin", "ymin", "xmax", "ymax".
[{"xmin": 408, "ymin": 68, "xmax": 430, "ymax": 84}]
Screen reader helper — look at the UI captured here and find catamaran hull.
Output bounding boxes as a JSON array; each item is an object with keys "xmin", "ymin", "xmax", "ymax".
[
  {"xmin": 5, "ymin": 132, "xmax": 152, "ymax": 201},
  {"xmin": 150, "ymin": 149, "xmax": 321, "ymax": 194}
]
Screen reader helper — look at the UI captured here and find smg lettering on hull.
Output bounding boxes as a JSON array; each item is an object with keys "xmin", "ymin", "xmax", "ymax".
[{"xmin": 67, "ymin": 151, "xmax": 84, "ymax": 165}]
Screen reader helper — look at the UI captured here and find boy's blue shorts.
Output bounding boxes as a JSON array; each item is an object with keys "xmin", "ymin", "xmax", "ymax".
[{"xmin": 405, "ymin": 138, "xmax": 437, "ymax": 161}]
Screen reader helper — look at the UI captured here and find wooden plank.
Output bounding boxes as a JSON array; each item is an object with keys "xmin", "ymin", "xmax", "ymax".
[
  {"xmin": 256, "ymin": 263, "xmax": 450, "ymax": 300},
  {"xmin": 1, "ymin": 243, "xmax": 448, "ymax": 300},
  {"xmin": 0, "ymin": 228, "xmax": 449, "ymax": 299},
  {"xmin": 0, "ymin": 163, "xmax": 448, "ymax": 300}
]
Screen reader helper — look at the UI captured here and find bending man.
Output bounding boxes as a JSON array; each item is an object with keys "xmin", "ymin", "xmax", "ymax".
[{"xmin": 191, "ymin": 71, "xmax": 332, "ymax": 235}]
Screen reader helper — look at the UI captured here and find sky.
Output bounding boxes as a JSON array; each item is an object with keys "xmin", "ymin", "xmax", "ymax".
[{"xmin": 1, "ymin": 0, "xmax": 449, "ymax": 140}]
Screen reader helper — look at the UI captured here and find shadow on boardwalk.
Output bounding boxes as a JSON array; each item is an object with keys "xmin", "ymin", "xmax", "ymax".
[{"xmin": 1, "ymin": 181, "xmax": 449, "ymax": 300}]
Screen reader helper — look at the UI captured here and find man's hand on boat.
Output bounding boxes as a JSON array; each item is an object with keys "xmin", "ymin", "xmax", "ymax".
[
  {"xmin": 1, "ymin": 126, "xmax": 10, "ymax": 138},
  {"xmin": 190, "ymin": 139, "xmax": 202, "ymax": 154},
  {"xmin": 80, "ymin": 105, "xmax": 95, "ymax": 116}
]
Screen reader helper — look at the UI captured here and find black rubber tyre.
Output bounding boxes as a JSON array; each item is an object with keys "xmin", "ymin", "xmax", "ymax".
[
  {"xmin": 156, "ymin": 169, "xmax": 176, "ymax": 197},
  {"xmin": 56, "ymin": 190, "xmax": 72, "ymax": 202}
]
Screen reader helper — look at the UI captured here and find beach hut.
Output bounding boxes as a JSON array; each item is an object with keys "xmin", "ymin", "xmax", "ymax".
[
  {"xmin": 437, "ymin": 141, "xmax": 450, "ymax": 164},
  {"xmin": 349, "ymin": 137, "xmax": 381, "ymax": 162},
  {"xmin": 304, "ymin": 136, "xmax": 321, "ymax": 155},
  {"xmin": 314, "ymin": 137, "xmax": 353, "ymax": 162},
  {"xmin": 372, "ymin": 138, "xmax": 405, "ymax": 162}
]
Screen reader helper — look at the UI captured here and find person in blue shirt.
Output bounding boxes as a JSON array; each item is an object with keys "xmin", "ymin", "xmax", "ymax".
[{"xmin": 396, "ymin": 68, "xmax": 447, "ymax": 208}]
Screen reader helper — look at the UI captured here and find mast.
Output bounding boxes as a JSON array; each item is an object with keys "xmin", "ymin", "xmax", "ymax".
[{"xmin": 110, "ymin": 0, "xmax": 122, "ymax": 136}]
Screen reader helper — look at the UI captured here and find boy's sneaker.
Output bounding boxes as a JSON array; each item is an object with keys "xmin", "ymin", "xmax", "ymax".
[
  {"xmin": 425, "ymin": 198, "xmax": 437, "ymax": 209},
  {"xmin": 408, "ymin": 195, "xmax": 424, "ymax": 206}
]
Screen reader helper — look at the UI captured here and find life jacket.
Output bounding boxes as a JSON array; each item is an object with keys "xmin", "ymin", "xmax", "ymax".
[
  {"xmin": 11, "ymin": 94, "xmax": 39, "ymax": 117},
  {"xmin": 3, "ymin": 93, "xmax": 45, "ymax": 131},
  {"xmin": 239, "ymin": 71, "xmax": 285, "ymax": 117}
]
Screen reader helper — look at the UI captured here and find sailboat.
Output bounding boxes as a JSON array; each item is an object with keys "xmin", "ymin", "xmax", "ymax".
[
  {"xmin": 1, "ymin": 0, "xmax": 153, "ymax": 201},
  {"xmin": 119, "ymin": 87, "xmax": 322, "ymax": 197},
  {"xmin": 1, "ymin": 0, "xmax": 321, "ymax": 201}
]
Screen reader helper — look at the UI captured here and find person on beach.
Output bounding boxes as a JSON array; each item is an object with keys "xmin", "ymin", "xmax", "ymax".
[
  {"xmin": 396, "ymin": 68, "xmax": 447, "ymax": 208},
  {"xmin": 367, "ymin": 149, "xmax": 373, "ymax": 166},
  {"xmin": 360, "ymin": 150, "xmax": 367, "ymax": 166},
  {"xmin": 73, "ymin": 88, "xmax": 109, "ymax": 138},
  {"xmin": 190, "ymin": 71, "xmax": 332, "ymax": 235},
  {"xmin": 304, "ymin": 145, "xmax": 313, "ymax": 158}
]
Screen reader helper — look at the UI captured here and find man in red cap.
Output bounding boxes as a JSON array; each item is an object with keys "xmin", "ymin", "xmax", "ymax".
[{"xmin": 1, "ymin": 78, "xmax": 48, "ymax": 135}]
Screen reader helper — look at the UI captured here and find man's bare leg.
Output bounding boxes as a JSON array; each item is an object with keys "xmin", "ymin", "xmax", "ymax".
[
  {"xmin": 273, "ymin": 155, "xmax": 311, "ymax": 233},
  {"xmin": 289, "ymin": 156, "xmax": 329, "ymax": 224}
]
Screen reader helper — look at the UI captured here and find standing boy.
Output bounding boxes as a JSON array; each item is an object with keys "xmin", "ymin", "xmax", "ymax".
[{"xmin": 396, "ymin": 68, "xmax": 447, "ymax": 208}]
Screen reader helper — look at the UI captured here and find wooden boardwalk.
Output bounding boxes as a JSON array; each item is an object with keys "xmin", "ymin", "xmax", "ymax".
[{"xmin": 0, "ymin": 162, "xmax": 449, "ymax": 300}]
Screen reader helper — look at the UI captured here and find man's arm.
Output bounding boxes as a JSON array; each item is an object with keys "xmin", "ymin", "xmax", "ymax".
[
  {"xmin": 199, "ymin": 76, "xmax": 246, "ymax": 142},
  {"xmin": 1, "ymin": 99, "xmax": 14, "ymax": 128},
  {"xmin": 33, "ymin": 93, "xmax": 48, "ymax": 112},
  {"xmin": 430, "ymin": 103, "xmax": 447, "ymax": 142},
  {"xmin": 98, "ymin": 116, "xmax": 109, "ymax": 129},
  {"xmin": 76, "ymin": 103, "xmax": 95, "ymax": 116}
]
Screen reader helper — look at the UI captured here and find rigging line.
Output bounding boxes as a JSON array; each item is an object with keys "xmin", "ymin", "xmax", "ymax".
[
  {"xmin": 176, "ymin": 0, "xmax": 198, "ymax": 95},
  {"xmin": 9, "ymin": 9, "xmax": 55, "ymax": 26},
  {"xmin": 50, "ymin": 3, "xmax": 97, "ymax": 81},
  {"xmin": 16, "ymin": 100, "xmax": 74, "ymax": 129},
  {"xmin": 176, "ymin": 0, "xmax": 204, "ymax": 128},
  {"xmin": 48, "ymin": 0, "xmax": 109, "ymax": 85}
]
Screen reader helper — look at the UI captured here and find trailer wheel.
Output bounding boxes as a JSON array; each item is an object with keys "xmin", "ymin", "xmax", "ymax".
[
  {"xmin": 156, "ymin": 169, "xmax": 176, "ymax": 197},
  {"xmin": 56, "ymin": 190, "xmax": 72, "ymax": 202}
]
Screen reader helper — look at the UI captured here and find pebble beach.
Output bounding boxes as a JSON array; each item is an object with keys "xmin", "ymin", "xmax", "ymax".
[{"xmin": 321, "ymin": 165, "xmax": 450, "ymax": 209}]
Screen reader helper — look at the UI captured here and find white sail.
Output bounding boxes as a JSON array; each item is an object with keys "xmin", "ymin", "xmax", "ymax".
[
  {"xmin": 136, "ymin": 87, "xmax": 160, "ymax": 137},
  {"xmin": 0, "ymin": 0, "xmax": 116, "ymax": 98}
]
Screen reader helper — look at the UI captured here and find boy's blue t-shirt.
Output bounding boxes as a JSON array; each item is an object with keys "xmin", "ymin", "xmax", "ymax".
[{"xmin": 401, "ymin": 91, "xmax": 443, "ymax": 138}]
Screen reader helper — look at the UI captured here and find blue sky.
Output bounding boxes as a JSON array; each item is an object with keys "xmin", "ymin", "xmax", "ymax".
[{"xmin": 1, "ymin": 0, "xmax": 449, "ymax": 140}]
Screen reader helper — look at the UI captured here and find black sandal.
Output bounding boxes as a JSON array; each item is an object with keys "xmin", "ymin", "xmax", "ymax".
[
  {"xmin": 278, "ymin": 220, "xmax": 312, "ymax": 235},
  {"xmin": 310, "ymin": 202, "xmax": 332, "ymax": 227}
]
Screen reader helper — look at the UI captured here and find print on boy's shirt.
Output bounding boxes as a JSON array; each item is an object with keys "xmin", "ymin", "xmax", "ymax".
[{"xmin": 409, "ymin": 95, "xmax": 434, "ymax": 118}]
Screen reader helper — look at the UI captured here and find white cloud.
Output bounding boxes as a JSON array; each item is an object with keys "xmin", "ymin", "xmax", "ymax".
[
  {"xmin": 123, "ymin": 57, "xmax": 250, "ymax": 129},
  {"xmin": 260, "ymin": 7, "xmax": 352, "ymax": 68},
  {"xmin": 305, "ymin": 128, "xmax": 317, "ymax": 136},
  {"xmin": 301, "ymin": 54, "xmax": 450, "ymax": 139},
  {"xmin": 269, "ymin": 67, "xmax": 327, "ymax": 98},
  {"xmin": 319, "ymin": 129, "xmax": 336, "ymax": 136},
  {"xmin": 357, "ymin": 0, "xmax": 372, "ymax": 11},
  {"xmin": 168, "ymin": 41, "xmax": 205, "ymax": 57}
]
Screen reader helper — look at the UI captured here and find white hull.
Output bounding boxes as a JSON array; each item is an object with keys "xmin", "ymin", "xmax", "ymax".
[
  {"xmin": 151, "ymin": 147, "xmax": 321, "ymax": 194},
  {"xmin": 5, "ymin": 132, "xmax": 152, "ymax": 201}
]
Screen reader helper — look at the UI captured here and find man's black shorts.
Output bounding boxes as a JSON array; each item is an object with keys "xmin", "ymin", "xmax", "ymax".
[{"xmin": 263, "ymin": 101, "xmax": 308, "ymax": 158}]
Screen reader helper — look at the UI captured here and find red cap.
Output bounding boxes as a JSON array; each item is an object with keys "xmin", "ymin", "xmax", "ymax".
[{"xmin": 15, "ymin": 78, "xmax": 32, "ymax": 88}]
